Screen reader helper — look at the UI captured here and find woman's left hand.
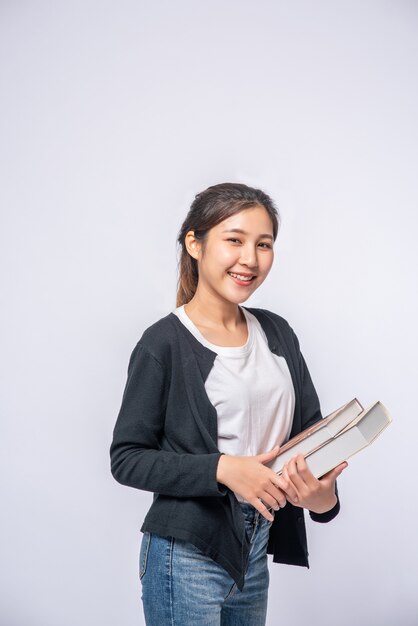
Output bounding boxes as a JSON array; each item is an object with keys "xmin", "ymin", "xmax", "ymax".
[{"xmin": 281, "ymin": 454, "xmax": 348, "ymax": 514}]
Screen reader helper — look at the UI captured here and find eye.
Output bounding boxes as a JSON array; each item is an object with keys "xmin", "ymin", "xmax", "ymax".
[{"xmin": 226, "ymin": 238, "xmax": 272, "ymax": 249}]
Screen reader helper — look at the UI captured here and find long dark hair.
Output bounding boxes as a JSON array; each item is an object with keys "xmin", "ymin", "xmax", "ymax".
[{"xmin": 176, "ymin": 182, "xmax": 280, "ymax": 307}]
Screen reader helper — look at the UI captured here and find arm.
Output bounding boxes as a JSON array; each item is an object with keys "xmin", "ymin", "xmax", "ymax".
[{"xmin": 109, "ymin": 342, "xmax": 228, "ymax": 498}]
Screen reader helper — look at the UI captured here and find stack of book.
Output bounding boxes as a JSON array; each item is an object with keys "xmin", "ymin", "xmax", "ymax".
[{"xmin": 267, "ymin": 399, "xmax": 392, "ymax": 478}]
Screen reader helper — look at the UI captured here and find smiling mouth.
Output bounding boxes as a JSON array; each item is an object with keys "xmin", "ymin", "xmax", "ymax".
[{"xmin": 227, "ymin": 271, "xmax": 256, "ymax": 283}]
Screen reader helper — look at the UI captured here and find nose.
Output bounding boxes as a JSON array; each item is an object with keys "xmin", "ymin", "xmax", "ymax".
[{"xmin": 239, "ymin": 244, "xmax": 258, "ymax": 269}]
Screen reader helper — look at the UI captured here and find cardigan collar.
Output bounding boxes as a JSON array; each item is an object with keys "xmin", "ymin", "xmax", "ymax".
[{"xmin": 167, "ymin": 306, "xmax": 281, "ymax": 360}]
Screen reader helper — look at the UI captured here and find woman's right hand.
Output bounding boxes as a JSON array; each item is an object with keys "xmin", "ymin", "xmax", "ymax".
[{"xmin": 216, "ymin": 446, "xmax": 299, "ymax": 521}]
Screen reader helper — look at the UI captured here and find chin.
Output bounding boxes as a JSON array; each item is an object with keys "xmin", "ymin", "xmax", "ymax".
[{"xmin": 226, "ymin": 293, "xmax": 252, "ymax": 305}]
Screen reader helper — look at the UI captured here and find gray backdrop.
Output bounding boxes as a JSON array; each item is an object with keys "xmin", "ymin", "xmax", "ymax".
[{"xmin": 1, "ymin": 1, "xmax": 417, "ymax": 625}]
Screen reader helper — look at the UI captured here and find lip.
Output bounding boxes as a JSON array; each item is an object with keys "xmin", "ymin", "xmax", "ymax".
[
  {"xmin": 228, "ymin": 271, "xmax": 256, "ymax": 277},
  {"xmin": 227, "ymin": 271, "xmax": 256, "ymax": 286}
]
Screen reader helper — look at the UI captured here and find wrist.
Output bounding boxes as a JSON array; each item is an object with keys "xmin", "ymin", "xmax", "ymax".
[
  {"xmin": 311, "ymin": 493, "xmax": 338, "ymax": 515},
  {"xmin": 216, "ymin": 454, "xmax": 228, "ymax": 485}
]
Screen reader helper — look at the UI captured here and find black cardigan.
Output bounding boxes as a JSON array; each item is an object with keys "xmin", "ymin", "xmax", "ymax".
[{"xmin": 110, "ymin": 307, "xmax": 340, "ymax": 591}]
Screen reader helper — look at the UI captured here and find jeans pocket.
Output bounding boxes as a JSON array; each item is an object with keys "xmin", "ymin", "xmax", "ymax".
[{"xmin": 139, "ymin": 532, "xmax": 151, "ymax": 580}]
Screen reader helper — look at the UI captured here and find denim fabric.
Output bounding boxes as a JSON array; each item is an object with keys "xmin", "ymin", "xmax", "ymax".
[{"xmin": 139, "ymin": 502, "xmax": 275, "ymax": 626}]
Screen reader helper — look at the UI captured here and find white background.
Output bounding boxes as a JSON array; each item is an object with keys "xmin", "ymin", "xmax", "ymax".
[{"xmin": 1, "ymin": 1, "xmax": 417, "ymax": 625}]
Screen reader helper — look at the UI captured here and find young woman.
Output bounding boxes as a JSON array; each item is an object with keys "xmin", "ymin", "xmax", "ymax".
[{"xmin": 110, "ymin": 182, "xmax": 347, "ymax": 626}]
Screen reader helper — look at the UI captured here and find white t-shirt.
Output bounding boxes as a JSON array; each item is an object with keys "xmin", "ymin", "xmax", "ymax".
[{"xmin": 173, "ymin": 304, "xmax": 295, "ymax": 503}]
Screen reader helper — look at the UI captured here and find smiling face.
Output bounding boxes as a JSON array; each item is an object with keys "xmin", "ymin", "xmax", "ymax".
[{"xmin": 186, "ymin": 204, "xmax": 275, "ymax": 306}]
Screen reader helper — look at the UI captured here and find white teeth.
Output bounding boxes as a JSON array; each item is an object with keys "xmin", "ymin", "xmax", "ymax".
[{"xmin": 228, "ymin": 272, "xmax": 253, "ymax": 281}]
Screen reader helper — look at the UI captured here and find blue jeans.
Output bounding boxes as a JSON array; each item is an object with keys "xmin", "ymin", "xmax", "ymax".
[{"xmin": 139, "ymin": 502, "xmax": 274, "ymax": 625}]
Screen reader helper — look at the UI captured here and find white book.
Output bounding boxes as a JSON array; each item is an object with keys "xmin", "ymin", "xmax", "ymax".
[
  {"xmin": 301, "ymin": 401, "xmax": 392, "ymax": 478},
  {"xmin": 267, "ymin": 398, "xmax": 364, "ymax": 475}
]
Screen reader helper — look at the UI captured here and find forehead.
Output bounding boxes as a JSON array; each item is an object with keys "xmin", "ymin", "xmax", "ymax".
[{"xmin": 213, "ymin": 205, "xmax": 273, "ymax": 235}]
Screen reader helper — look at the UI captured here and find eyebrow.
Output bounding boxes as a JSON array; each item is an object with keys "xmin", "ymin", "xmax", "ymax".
[{"xmin": 221, "ymin": 228, "xmax": 274, "ymax": 240}]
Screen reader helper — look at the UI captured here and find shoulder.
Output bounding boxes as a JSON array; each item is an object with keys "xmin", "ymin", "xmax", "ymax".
[
  {"xmin": 130, "ymin": 312, "xmax": 180, "ymax": 368},
  {"xmin": 244, "ymin": 306, "xmax": 295, "ymax": 336},
  {"xmin": 244, "ymin": 306, "xmax": 303, "ymax": 356}
]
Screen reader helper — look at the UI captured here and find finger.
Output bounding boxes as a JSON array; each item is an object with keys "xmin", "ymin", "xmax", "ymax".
[
  {"xmin": 278, "ymin": 466, "xmax": 299, "ymax": 503},
  {"xmin": 257, "ymin": 446, "xmax": 280, "ymax": 464},
  {"xmin": 250, "ymin": 497, "xmax": 274, "ymax": 522},
  {"xmin": 285, "ymin": 456, "xmax": 308, "ymax": 492},
  {"xmin": 321, "ymin": 462, "xmax": 348, "ymax": 483},
  {"xmin": 285, "ymin": 494, "xmax": 301, "ymax": 507},
  {"xmin": 294, "ymin": 454, "xmax": 318, "ymax": 489},
  {"xmin": 263, "ymin": 484, "xmax": 287, "ymax": 509}
]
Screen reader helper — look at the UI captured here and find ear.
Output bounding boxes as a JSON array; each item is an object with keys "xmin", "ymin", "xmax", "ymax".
[{"xmin": 185, "ymin": 230, "xmax": 201, "ymax": 261}]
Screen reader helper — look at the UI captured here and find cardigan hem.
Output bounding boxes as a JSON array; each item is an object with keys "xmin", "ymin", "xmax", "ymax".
[{"xmin": 140, "ymin": 521, "xmax": 246, "ymax": 590}]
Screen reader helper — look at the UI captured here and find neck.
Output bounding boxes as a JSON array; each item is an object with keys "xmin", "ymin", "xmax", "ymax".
[{"xmin": 184, "ymin": 291, "xmax": 245, "ymax": 331}]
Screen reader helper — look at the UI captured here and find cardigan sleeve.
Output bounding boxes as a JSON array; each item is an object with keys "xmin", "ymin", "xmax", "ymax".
[
  {"xmin": 294, "ymin": 331, "xmax": 341, "ymax": 523},
  {"xmin": 297, "ymin": 348, "xmax": 323, "ymax": 431},
  {"xmin": 109, "ymin": 341, "xmax": 228, "ymax": 498}
]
